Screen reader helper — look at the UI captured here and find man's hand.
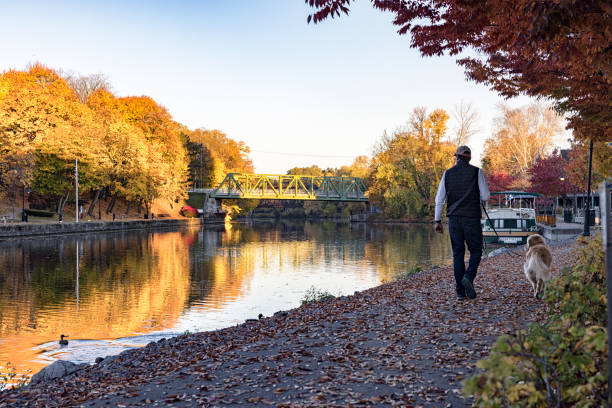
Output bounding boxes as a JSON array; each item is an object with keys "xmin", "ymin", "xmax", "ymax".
[{"xmin": 434, "ymin": 221, "xmax": 443, "ymax": 234}]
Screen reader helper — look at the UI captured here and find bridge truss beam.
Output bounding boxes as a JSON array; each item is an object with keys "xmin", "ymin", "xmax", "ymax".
[{"xmin": 210, "ymin": 173, "xmax": 368, "ymax": 201}]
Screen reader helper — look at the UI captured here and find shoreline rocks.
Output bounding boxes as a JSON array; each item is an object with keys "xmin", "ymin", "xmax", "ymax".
[{"xmin": 29, "ymin": 361, "xmax": 88, "ymax": 385}]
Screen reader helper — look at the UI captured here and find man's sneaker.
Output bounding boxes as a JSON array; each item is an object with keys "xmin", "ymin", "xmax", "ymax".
[
  {"xmin": 457, "ymin": 294, "xmax": 467, "ymax": 301},
  {"xmin": 461, "ymin": 277, "xmax": 476, "ymax": 299}
]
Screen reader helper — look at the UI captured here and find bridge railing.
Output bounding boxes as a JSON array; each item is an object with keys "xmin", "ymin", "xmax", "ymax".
[{"xmin": 210, "ymin": 173, "xmax": 368, "ymax": 201}]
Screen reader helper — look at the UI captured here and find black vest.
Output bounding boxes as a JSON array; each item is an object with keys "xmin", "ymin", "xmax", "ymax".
[{"xmin": 444, "ymin": 160, "xmax": 481, "ymax": 218}]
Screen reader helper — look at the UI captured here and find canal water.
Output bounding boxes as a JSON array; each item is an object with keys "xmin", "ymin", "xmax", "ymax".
[{"xmin": 0, "ymin": 221, "xmax": 452, "ymax": 380}]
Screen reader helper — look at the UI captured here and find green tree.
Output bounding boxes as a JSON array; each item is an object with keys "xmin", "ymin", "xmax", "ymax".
[{"xmin": 286, "ymin": 165, "xmax": 323, "ymax": 176}]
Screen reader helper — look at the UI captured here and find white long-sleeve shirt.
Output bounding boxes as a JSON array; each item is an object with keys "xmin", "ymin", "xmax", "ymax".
[{"xmin": 434, "ymin": 169, "xmax": 490, "ymax": 221}]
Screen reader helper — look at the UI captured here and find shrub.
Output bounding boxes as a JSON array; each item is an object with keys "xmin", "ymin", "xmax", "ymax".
[
  {"xmin": 24, "ymin": 208, "xmax": 55, "ymax": 217},
  {"xmin": 463, "ymin": 235, "xmax": 607, "ymax": 407},
  {"xmin": 301, "ymin": 286, "xmax": 335, "ymax": 304},
  {"xmin": 390, "ymin": 264, "xmax": 423, "ymax": 282},
  {"xmin": 179, "ymin": 205, "xmax": 198, "ymax": 218},
  {"xmin": 0, "ymin": 362, "xmax": 31, "ymax": 391}
]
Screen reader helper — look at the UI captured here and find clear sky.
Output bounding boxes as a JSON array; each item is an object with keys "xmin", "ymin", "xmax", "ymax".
[{"xmin": 1, "ymin": 0, "xmax": 549, "ymax": 173}]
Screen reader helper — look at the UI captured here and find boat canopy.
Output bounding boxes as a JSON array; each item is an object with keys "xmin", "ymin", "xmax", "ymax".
[
  {"xmin": 488, "ymin": 191, "xmax": 540, "ymax": 210},
  {"xmin": 491, "ymin": 191, "xmax": 541, "ymax": 198}
]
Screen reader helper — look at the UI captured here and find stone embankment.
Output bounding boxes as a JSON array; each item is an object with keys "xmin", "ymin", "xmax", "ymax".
[
  {"xmin": 0, "ymin": 242, "xmax": 576, "ymax": 407},
  {"xmin": 0, "ymin": 218, "xmax": 203, "ymax": 239}
]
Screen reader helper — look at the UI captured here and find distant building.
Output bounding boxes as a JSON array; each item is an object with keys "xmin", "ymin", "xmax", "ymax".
[{"xmin": 557, "ymin": 191, "xmax": 609, "ymax": 224}]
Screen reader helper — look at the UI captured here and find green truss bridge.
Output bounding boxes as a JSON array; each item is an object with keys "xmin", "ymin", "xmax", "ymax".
[{"xmin": 204, "ymin": 173, "xmax": 368, "ymax": 202}]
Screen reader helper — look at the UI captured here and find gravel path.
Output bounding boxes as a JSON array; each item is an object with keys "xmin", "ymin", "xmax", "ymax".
[{"xmin": 1, "ymin": 243, "xmax": 576, "ymax": 407}]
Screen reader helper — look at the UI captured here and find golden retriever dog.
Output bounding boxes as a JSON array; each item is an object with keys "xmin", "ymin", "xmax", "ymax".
[{"xmin": 523, "ymin": 234, "xmax": 553, "ymax": 298}]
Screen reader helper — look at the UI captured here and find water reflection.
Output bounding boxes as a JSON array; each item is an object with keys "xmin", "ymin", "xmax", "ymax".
[{"xmin": 0, "ymin": 221, "xmax": 452, "ymax": 378}]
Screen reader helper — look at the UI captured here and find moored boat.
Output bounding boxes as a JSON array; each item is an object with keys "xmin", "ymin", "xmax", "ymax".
[{"xmin": 482, "ymin": 191, "xmax": 540, "ymax": 245}]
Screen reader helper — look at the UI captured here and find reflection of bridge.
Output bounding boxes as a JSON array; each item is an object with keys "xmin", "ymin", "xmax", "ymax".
[{"xmin": 206, "ymin": 173, "xmax": 368, "ymax": 202}]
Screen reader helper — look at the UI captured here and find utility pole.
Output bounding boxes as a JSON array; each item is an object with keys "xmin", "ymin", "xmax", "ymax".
[
  {"xmin": 600, "ymin": 181, "xmax": 611, "ymax": 408},
  {"xmin": 75, "ymin": 157, "xmax": 79, "ymax": 223},
  {"xmin": 583, "ymin": 139, "xmax": 594, "ymax": 236},
  {"xmin": 76, "ymin": 239, "xmax": 80, "ymax": 311}
]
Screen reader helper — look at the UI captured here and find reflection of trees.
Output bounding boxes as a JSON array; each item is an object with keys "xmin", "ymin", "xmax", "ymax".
[
  {"xmin": 0, "ymin": 221, "xmax": 453, "ymax": 378},
  {"xmin": 188, "ymin": 225, "xmax": 258, "ymax": 308},
  {"xmin": 363, "ymin": 224, "xmax": 453, "ymax": 281},
  {"xmin": 186, "ymin": 222, "xmax": 451, "ymax": 310},
  {"xmin": 187, "ymin": 222, "xmax": 370, "ymax": 309},
  {"xmin": 0, "ymin": 229, "xmax": 194, "ymax": 376}
]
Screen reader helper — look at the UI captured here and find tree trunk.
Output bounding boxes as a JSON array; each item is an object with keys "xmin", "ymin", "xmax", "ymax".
[
  {"xmin": 125, "ymin": 201, "xmax": 131, "ymax": 216},
  {"xmin": 106, "ymin": 194, "xmax": 117, "ymax": 214},
  {"xmin": 57, "ymin": 191, "xmax": 70, "ymax": 216},
  {"xmin": 137, "ymin": 197, "xmax": 143, "ymax": 214},
  {"xmin": 88, "ymin": 188, "xmax": 101, "ymax": 217}
]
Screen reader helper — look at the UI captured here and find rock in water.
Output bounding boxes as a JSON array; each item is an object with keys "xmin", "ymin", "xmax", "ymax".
[{"xmin": 30, "ymin": 360, "xmax": 85, "ymax": 384}]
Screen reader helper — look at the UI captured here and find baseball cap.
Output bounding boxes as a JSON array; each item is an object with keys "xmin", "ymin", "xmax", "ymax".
[{"xmin": 455, "ymin": 145, "xmax": 471, "ymax": 157}]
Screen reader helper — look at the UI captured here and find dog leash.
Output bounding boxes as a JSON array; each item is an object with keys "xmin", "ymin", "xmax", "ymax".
[{"xmin": 481, "ymin": 202, "xmax": 523, "ymax": 257}]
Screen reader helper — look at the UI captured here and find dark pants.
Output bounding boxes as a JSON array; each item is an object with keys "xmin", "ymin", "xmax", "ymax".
[{"xmin": 448, "ymin": 216, "xmax": 483, "ymax": 295}]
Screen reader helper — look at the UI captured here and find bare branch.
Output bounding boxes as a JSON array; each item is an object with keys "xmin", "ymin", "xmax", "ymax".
[
  {"xmin": 63, "ymin": 72, "xmax": 112, "ymax": 103},
  {"xmin": 450, "ymin": 100, "xmax": 479, "ymax": 146}
]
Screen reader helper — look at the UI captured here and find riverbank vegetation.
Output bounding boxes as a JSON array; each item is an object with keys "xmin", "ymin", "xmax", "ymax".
[
  {"xmin": 1, "ymin": 65, "xmax": 608, "ymax": 223},
  {"xmin": 0, "ymin": 362, "xmax": 29, "ymax": 391},
  {"xmin": 274, "ymin": 102, "xmax": 609, "ymax": 221},
  {"xmin": 464, "ymin": 235, "xmax": 607, "ymax": 406},
  {"xmin": 0, "ymin": 64, "xmax": 253, "ymax": 220},
  {"xmin": 300, "ymin": 286, "xmax": 335, "ymax": 304}
]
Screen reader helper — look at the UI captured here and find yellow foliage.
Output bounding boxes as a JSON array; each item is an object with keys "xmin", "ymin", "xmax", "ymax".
[
  {"xmin": 481, "ymin": 104, "xmax": 562, "ymax": 181},
  {"xmin": 0, "ymin": 65, "xmax": 190, "ymax": 208},
  {"xmin": 368, "ymin": 108, "xmax": 455, "ymax": 218}
]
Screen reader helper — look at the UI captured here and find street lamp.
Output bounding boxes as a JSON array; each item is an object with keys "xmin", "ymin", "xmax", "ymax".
[{"xmin": 21, "ymin": 185, "xmax": 31, "ymax": 222}]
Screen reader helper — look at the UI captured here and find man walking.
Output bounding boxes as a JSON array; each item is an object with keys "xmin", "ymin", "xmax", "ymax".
[{"xmin": 434, "ymin": 146, "xmax": 490, "ymax": 300}]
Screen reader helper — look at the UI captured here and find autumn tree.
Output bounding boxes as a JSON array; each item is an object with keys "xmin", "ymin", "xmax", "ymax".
[
  {"xmin": 63, "ymin": 72, "xmax": 111, "ymax": 103},
  {"xmin": 112, "ymin": 95, "xmax": 189, "ymax": 213},
  {"xmin": 305, "ymin": 1, "xmax": 611, "ymax": 143},
  {"xmin": 0, "ymin": 64, "xmax": 194, "ymax": 218},
  {"xmin": 0, "ymin": 64, "xmax": 110, "ymax": 216},
  {"xmin": 527, "ymin": 150, "xmax": 571, "ymax": 211},
  {"xmin": 182, "ymin": 130, "xmax": 216, "ymax": 189},
  {"xmin": 346, "ymin": 155, "xmax": 369, "ymax": 180},
  {"xmin": 187, "ymin": 128, "xmax": 253, "ymax": 186},
  {"xmin": 369, "ymin": 108, "xmax": 455, "ymax": 218},
  {"xmin": 485, "ymin": 172, "xmax": 515, "ymax": 194},
  {"xmin": 481, "ymin": 103, "xmax": 563, "ymax": 189},
  {"xmin": 286, "ymin": 165, "xmax": 324, "ymax": 176},
  {"xmin": 0, "ymin": 64, "xmax": 77, "ymax": 190},
  {"xmin": 181, "ymin": 128, "xmax": 255, "ymax": 218}
]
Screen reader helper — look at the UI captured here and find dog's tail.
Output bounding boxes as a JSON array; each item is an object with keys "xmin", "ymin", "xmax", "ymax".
[{"xmin": 526, "ymin": 251, "xmax": 552, "ymax": 281}]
